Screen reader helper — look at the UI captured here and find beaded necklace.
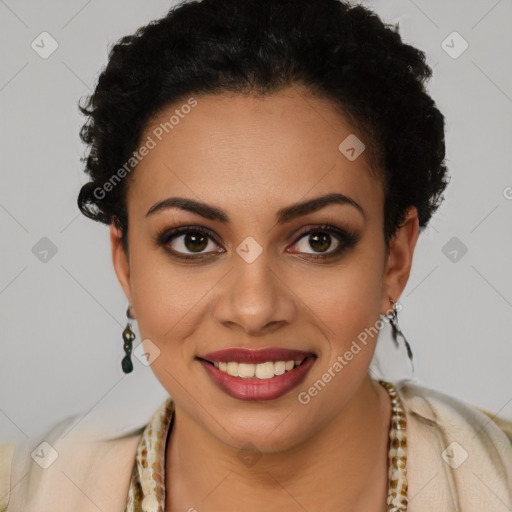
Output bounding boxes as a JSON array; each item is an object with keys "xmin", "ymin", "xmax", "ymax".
[
  {"xmin": 125, "ymin": 379, "xmax": 408, "ymax": 512},
  {"xmin": 379, "ymin": 379, "xmax": 408, "ymax": 511}
]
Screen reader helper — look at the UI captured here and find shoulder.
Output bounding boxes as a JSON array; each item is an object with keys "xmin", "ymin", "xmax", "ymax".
[
  {"xmin": 391, "ymin": 378, "xmax": 512, "ymax": 509},
  {"xmin": 1, "ymin": 413, "xmax": 145, "ymax": 512},
  {"xmin": 395, "ymin": 378, "xmax": 512, "ymax": 445},
  {"xmin": 0, "ymin": 442, "xmax": 16, "ymax": 512}
]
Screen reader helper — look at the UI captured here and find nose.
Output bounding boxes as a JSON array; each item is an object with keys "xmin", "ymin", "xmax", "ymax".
[{"xmin": 212, "ymin": 251, "xmax": 296, "ymax": 337}]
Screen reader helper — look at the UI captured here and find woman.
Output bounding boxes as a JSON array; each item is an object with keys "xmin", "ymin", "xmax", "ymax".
[{"xmin": 2, "ymin": 0, "xmax": 511, "ymax": 510}]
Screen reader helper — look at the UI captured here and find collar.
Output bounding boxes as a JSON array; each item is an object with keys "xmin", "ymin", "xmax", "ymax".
[
  {"xmin": 123, "ymin": 379, "xmax": 512, "ymax": 512},
  {"xmin": 125, "ymin": 397, "xmax": 175, "ymax": 512}
]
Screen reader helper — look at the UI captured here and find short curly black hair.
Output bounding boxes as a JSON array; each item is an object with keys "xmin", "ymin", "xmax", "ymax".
[{"xmin": 77, "ymin": 0, "xmax": 450, "ymax": 256}]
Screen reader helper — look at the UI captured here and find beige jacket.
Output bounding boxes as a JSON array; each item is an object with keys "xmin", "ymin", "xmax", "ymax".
[{"xmin": 1, "ymin": 379, "xmax": 512, "ymax": 511}]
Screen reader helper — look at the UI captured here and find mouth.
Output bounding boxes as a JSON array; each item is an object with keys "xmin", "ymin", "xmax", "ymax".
[{"xmin": 196, "ymin": 347, "xmax": 317, "ymax": 401}]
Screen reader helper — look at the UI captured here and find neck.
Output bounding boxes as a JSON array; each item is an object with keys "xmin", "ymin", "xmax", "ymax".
[{"xmin": 165, "ymin": 375, "xmax": 391, "ymax": 512}]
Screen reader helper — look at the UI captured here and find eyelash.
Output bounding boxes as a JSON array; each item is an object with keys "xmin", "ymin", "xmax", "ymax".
[{"xmin": 154, "ymin": 224, "xmax": 360, "ymax": 262}]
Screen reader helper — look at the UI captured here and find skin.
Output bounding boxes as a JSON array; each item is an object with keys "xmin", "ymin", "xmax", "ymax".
[{"xmin": 110, "ymin": 85, "xmax": 419, "ymax": 511}]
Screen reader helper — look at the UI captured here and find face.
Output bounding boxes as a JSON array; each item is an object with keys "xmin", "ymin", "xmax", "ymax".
[{"xmin": 111, "ymin": 85, "xmax": 418, "ymax": 452}]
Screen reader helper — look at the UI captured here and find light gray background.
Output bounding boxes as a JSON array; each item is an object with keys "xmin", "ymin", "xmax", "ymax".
[{"xmin": 1, "ymin": 0, "xmax": 511, "ymax": 443}]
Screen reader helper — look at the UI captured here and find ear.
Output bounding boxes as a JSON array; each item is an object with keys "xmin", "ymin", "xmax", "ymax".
[
  {"xmin": 380, "ymin": 206, "xmax": 420, "ymax": 315},
  {"xmin": 110, "ymin": 222, "xmax": 133, "ymax": 305}
]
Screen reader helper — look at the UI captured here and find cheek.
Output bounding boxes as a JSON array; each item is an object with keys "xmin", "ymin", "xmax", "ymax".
[
  {"xmin": 296, "ymin": 254, "xmax": 385, "ymax": 386},
  {"xmin": 307, "ymin": 258, "xmax": 384, "ymax": 341},
  {"xmin": 126, "ymin": 244, "xmax": 200, "ymax": 361}
]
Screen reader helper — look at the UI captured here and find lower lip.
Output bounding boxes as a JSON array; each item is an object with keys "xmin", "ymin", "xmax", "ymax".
[{"xmin": 198, "ymin": 357, "xmax": 316, "ymax": 401}]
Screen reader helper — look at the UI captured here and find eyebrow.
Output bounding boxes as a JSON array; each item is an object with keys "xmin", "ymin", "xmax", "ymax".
[{"xmin": 145, "ymin": 192, "xmax": 366, "ymax": 224}]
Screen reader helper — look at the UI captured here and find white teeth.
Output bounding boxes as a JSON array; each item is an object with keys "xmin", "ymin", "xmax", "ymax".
[
  {"xmin": 255, "ymin": 361, "xmax": 274, "ymax": 379},
  {"xmin": 274, "ymin": 361, "xmax": 286, "ymax": 375},
  {"xmin": 213, "ymin": 359, "xmax": 305, "ymax": 379},
  {"xmin": 238, "ymin": 363, "xmax": 255, "ymax": 378},
  {"xmin": 226, "ymin": 362, "xmax": 239, "ymax": 377}
]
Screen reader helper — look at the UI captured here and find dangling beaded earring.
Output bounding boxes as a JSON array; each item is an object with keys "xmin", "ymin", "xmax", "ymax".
[
  {"xmin": 388, "ymin": 297, "xmax": 414, "ymax": 373},
  {"xmin": 122, "ymin": 305, "xmax": 136, "ymax": 374}
]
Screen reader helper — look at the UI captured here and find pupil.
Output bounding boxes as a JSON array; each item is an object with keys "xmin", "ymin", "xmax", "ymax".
[
  {"xmin": 310, "ymin": 233, "xmax": 330, "ymax": 252},
  {"xmin": 185, "ymin": 233, "xmax": 207, "ymax": 252}
]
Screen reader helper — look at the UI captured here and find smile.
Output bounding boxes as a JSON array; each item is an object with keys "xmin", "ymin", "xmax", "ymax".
[
  {"xmin": 196, "ymin": 347, "xmax": 317, "ymax": 401},
  {"xmin": 213, "ymin": 359, "xmax": 304, "ymax": 379}
]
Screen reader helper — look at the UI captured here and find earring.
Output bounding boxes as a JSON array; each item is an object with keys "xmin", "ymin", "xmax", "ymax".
[
  {"xmin": 121, "ymin": 305, "xmax": 136, "ymax": 374},
  {"xmin": 388, "ymin": 297, "xmax": 414, "ymax": 372}
]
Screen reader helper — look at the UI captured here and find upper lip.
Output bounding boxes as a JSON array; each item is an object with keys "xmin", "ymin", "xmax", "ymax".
[{"xmin": 198, "ymin": 347, "xmax": 316, "ymax": 364}]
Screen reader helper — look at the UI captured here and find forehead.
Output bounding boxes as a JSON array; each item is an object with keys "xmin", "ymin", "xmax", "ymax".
[{"xmin": 127, "ymin": 87, "xmax": 383, "ymax": 222}]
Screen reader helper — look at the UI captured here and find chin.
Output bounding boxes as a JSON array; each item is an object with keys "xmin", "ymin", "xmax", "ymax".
[{"xmin": 207, "ymin": 405, "xmax": 318, "ymax": 454}]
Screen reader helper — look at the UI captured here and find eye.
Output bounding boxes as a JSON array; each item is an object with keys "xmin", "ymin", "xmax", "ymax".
[
  {"xmin": 156, "ymin": 226, "xmax": 223, "ymax": 259},
  {"xmin": 287, "ymin": 224, "xmax": 359, "ymax": 259},
  {"xmin": 155, "ymin": 223, "xmax": 359, "ymax": 262}
]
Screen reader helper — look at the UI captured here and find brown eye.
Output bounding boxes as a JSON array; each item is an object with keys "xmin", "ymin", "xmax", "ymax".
[
  {"xmin": 157, "ymin": 226, "xmax": 223, "ymax": 259},
  {"xmin": 287, "ymin": 224, "xmax": 360, "ymax": 260},
  {"xmin": 294, "ymin": 231, "xmax": 339, "ymax": 254},
  {"xmin": 168, "ymin": 231, "xmax": 220, "ymax": 255},
  {"xmin": 178, "ymin": 232, "xmax": 209, "ymax": 253},
  {"xmin": 309, "ymin": 233, "xmax": 334, "ymax": 253}
]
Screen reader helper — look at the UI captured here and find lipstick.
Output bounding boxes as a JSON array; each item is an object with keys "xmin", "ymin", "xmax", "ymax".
[{"xmin": 197, "ymin": 347, "xmax": 316, "ymax": 401}]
